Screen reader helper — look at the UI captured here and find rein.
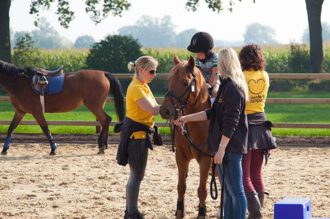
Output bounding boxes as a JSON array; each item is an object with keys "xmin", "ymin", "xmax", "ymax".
[
  {"xmin": 165, "ymin": 69, "xmax": 220, "ymax": 201},
  {"xmin": 165, "ymin": 69, "xmax": 213, "ymax": 157}
]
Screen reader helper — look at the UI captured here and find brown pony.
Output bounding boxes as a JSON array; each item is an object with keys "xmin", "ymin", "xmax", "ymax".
[
  {"xmin": 159, "ymin": 56, "xmax": 212, "ymax": 218},
  {"xmin": 0, "ymin": 60, "xmax": 125, "ymax": 155}
]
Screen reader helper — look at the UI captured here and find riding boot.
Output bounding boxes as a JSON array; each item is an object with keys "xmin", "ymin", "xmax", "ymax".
[
  {"xmin": 246, "ymin": 192, "xmax": 262, "ymax": 219},
  {"xmin": 257, "ymin": 192, "xmax": 265, "ymax": 207}
]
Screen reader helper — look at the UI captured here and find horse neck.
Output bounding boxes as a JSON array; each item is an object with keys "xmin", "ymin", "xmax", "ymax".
[
  {"xmin": 0, "ymin": 73, "xmax": 21, "ymax": 95},
  {"xmin": 185, "ymin": 89, "xmax": 210, "ymax": 115}
]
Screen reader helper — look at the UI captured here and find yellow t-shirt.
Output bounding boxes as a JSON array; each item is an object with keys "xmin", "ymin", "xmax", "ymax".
[
  {"xmin": 126, "ymin": 77, "xmax": 157, "ymax": 139},
  {"xmin": 244, "ymin": 70, "xmax": 270, "ymax": 115}
]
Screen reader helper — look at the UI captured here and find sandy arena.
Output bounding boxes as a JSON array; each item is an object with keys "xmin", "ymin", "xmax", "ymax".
[{"xmin": 0, "ymin": 138, "xmax": 329, "ymax": 219}]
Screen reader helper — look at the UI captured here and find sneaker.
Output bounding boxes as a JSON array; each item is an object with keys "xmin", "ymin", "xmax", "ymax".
[{"xmin": 124, "ymin": 210, "xmax": 144, "ymax": 219}]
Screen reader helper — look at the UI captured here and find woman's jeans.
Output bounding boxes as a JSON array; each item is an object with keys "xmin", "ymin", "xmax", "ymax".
[
  {"xmin": 126, "ymin": 139, "xmax": 148, "ymax": 214},
  {"xmin": 219, "ymin": 152, "xmax": 247, "ymax": 219}
]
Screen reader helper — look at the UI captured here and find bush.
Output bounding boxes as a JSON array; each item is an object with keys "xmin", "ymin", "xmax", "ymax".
[
  {"xmin": 86, "ymin": 35, "xmax": 142, "ymax": 73},
  {"xmin": 12, "ymin": 33, "xmax": 42, "ymax": 67},
  {"xmin": 37, "ymin": 49, "xmax": 89, "ymax": 72},
  {"xmin": 324, "ymin": 52, "xmax": 330, "ymax": 72},
  {"xmin": 265, "ymin": 51, "xmax": 290, "ymax": 73},
  {"xmin": 269, "ymin": 80, "xmax": 295, "ymax": 92},
  {"xmin": 309, "ymin": 80, "xmax": 330, "ymax": 91},
  {"xmin": 289, "ymin": 43, "xmax": 310, "ymax": 73}
]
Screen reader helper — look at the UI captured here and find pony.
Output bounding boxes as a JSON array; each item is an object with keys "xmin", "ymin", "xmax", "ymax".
[
  {"xmin": 0, "ymin": 60, "xmax": 125, "ymax": 155},
  {"xmin": 159, "ymin": 56, "xmax": 212, "ymax": 219}
]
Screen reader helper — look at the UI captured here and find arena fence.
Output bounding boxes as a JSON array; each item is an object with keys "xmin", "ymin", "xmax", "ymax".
[{"xmin": 0, "ymin": 73, "xmax": 329, "ymax": 129}]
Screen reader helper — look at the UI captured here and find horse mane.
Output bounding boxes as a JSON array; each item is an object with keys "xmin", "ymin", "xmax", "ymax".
[{"xmin": 0, "ymin": 60, "xmax": 21, "ymax": 75}]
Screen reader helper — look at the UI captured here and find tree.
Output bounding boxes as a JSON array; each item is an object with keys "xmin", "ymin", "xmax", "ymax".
[
  {"xmin": 302, "ymin": 22, "xmax": 330, "ymax": 43},
  {"xmin": 0, "ymin": 0, "xmax": 326, "ymax": 72},
  {"xmin": 186, "ymin": 0, "xmax": 325, "ymax": 72},
  {"xmin": 13, "ymin": 18, "xmax": 73, "ymax": 48},
  {"xmin": 0, "ymin": 0, "xmax": 11, "ymax": 62},
  {"xmin": 175, "ymin": 29, "xmax": 199, "ymax": 48},
  {"xmin": 305, "ymin": 0, "xmax": 324, "ymax": 72},
  {"xmin": 243, "ymin": 23, "xmax": 278, "ymax": 45},
  {"xmin": 30, "ymin": 17, "xmax": 73, "ymax": 48},
  {"xmin": 74, "ymin": 35, "xmax": 96, "ymax": 48},
  {"xmin": 0, "ymin": 0, "xmax": 130, "ymax": 61},
  {"xmin": 118, "ymin": 15, "xmax": 177, "ymax": 48},
  {"xmin": 86, "ymin": 35, "xmax": 142, "ymax": 73}
]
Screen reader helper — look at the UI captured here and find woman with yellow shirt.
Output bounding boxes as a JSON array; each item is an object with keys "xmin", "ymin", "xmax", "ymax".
[
  {"xmin": 239, "ymin": 44, "xmax": 277, "ymax": 219},
  {"xmin": 117, "ymin": 56, "xmax": 160, "ymax": 219}
]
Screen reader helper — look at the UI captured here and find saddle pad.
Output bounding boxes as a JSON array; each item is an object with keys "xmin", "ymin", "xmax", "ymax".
[{"xmin": 44, "ymin": 74, "xmax": 65, "ymax": 95}]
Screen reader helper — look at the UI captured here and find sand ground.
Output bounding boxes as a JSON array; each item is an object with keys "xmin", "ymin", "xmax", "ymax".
[{"xmin": 0, "ymin": 143, "xmax": 329, "ymax": 219}]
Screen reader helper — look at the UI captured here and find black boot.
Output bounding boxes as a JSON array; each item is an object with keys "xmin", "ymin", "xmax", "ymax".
[
  {"xmin": 124, "ymin": 210, "xmax": 145, "ymax": 219},
  {"xmin": 246, "ymin": 192, "xmax": 262, "ymax": 219}
]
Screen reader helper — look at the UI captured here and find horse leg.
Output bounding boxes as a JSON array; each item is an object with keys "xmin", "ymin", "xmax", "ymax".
[
  {"xmin": 97, "ymin": 112, "xmax": 111, "ymax": 154},
  {"xmin": 32, "ymin": 113, "xmax": 57, "ymax": 155},
  {"xmin": 1, "ymin": 111, "xmax": 26, "ymax": 155},
  {"xmin": 85, "ymin": 102, "xmax": 112, "ymax": 154},
  {"xmin": 196, "ymin": 156, "xmax": 212, "ymax": 219},
  {"xmin": 175, "ymin": 150, "xmax": 190, "ymax": 218}
]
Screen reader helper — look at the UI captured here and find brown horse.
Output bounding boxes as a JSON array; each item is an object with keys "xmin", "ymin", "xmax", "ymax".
[
  {"xmin": 0, "ymin": 60, "xmax": 125, "ymax": 155},
  {"xmin": 159, "ymin": 56, "xmax": 212, "ymax": 218}
]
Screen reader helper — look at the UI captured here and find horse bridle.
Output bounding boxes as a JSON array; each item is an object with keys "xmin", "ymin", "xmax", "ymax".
[
  {"xmin": 164, "ymin": 70, "xmax": 214, "ymax": 157},
  {"xmin": 164, "ymin": 69, "xmax": 220, "ymax": 201},
  {"xmin": 164, "ymin": 70, "xmax": 197, "ymax": 117}
]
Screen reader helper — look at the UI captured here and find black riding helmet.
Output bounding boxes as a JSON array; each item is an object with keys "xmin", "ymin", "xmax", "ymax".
[{"xmin": 187, "ymin": 32, "xmax": 214, "ymax": 53}]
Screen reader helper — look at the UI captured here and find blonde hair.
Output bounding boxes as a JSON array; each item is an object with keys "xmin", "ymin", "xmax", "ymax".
[
  {"xmin": 218, "ymin": 48, "xmax": 249, "ymax": 100},
  {"xmin": 127, "ymin": 56, "xmax": 158, "ymax": 75}
]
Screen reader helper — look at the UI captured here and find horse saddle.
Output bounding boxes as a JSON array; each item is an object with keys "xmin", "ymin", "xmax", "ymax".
[{"xmin": 31, "ymin": 66, "xmax": 65, "ymax": 96}]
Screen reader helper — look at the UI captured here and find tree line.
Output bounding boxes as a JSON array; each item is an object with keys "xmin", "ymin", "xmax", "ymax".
[
  {"xmin": 10, "ymin": 15, "xmax": 330, "ymax": 50},
  {"xmin": 0, "ymin": 0, "xmax": 327, "ymax": 72}
]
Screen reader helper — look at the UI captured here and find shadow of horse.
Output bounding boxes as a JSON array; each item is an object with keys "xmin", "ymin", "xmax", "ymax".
[
  {"xmin": 159, "ymin": 56, "xmax": 213, "ymax": 219},
  {"xmin": 0, "ymin": 60, "xmax": 125, "ymax": 155}
]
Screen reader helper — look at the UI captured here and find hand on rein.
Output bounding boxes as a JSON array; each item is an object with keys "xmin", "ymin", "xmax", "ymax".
[{"xmin": 172, "ymin": 117, "xmax": 185, "ymax": 126}]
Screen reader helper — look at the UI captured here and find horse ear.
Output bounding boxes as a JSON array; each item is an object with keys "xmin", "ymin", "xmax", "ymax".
[
  {"xmin": 173, "ymin": 55, "xmax": 181, "ymax": 65},
  {"xmin": 188, "ymin": 56, "xmax": 196, "ymax": 69}
]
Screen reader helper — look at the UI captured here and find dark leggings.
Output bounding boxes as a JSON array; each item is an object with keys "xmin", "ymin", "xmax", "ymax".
[
  {"xmin": 126, "ymin": 139, "xmax": 148, "ymax": 214},
  {"xmin": 242, "ymin": 149, "xmax": 265, "ymax": 194}
]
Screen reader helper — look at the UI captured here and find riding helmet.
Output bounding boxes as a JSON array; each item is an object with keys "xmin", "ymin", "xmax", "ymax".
[{"xmin": 187, "ymin": 32, "xmax": 214, "ymax": 53}]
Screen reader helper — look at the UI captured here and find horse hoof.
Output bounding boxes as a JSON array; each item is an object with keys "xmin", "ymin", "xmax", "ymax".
[
  {"xmin": 1, "ymin": 150, "xmax": 7, "ymax": 155},
  {"xmin": 197, "ymin": 205, "xmax": 206, "ymax": 219},
  {"xmin": 98, "ymin": 146, "xmax": 106, "ymax": 154},
  {"xmin": 49, "ymin": 151, "xmax": 56, "ymax": 156}
]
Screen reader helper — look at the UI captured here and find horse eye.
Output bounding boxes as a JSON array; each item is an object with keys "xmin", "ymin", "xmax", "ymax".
[{"xmin": 183, "ymin": 80, "xmax": 189, "ymax": 86}]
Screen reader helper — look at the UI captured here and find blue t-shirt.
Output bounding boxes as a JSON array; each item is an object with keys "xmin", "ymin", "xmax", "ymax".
[{"xmin": 195, "ymin": 50, "xmax": 218, "ymax": 83}]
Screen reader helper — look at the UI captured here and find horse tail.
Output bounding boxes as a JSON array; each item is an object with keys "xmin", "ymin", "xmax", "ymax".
[{"xmin": 105, "ymin": 72, "xmax": 125, "ymax": 121}]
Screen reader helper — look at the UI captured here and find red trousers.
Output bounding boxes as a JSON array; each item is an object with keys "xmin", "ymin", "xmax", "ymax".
[{"xmin": 242, "ymin": 149, "xmax": 265, "ymax": 194}]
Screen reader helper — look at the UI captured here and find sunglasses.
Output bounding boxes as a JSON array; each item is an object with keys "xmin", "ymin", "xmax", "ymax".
[{"xmin": 149, "ymin": 70, "xmax": 156, "ymax": 74}]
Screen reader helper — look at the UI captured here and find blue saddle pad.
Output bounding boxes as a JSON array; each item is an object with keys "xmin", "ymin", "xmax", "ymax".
[{"xmin": 44, "ymin": 74, "xmax": 65, "ymax": 95}]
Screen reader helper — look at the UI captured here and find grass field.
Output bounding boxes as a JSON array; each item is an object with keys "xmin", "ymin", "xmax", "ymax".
[{"xmin": 0, "ymin": 91, "xmax": 329, "ymax": 136}]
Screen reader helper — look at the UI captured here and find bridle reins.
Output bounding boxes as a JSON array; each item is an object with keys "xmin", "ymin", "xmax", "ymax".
[
  {"xmin": 164, "ymin": 70, "xmax": 214, "ymax": 158},
  {"xmin": 164, "ymin": 69, "xmax": 221, "ymax": 200}
]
